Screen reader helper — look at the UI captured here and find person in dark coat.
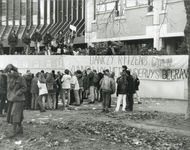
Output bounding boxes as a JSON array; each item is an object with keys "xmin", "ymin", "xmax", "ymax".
[
  {"xmin": 87, "ymin": 68, "xmax": 95, "ymax": 104},
  {"xmin": 98, "ymin": 72, "xmax": 104, "ymax": 102},
  {"xmin": 30, "ymin": 73, "xmax": 39, "ymax": 110},
  {"xmin": 0, "ymin": 70, "xmax": 7, "ymax": 117},
  {"xmin": 115, "ymin": 72, "xmax": 128, "ymax": 112},
  {"xmin": 126, "ymin": 70, "xmax": 135, "ymax": 111},
  {"xmin": 4, "ymin": 64, "xmax": 27, "ymax": 138},
  {"xmin": 46, "ymin": 73, "xmax": 57, "ymax": 110},
  {"xmin": 23, "ymin": 70, "xmax": 33, "ymax": 109},
  {"xmin": 43, "ymin": 30, "xmax": 53, "ymax": 50},
  {"xmin": 8, "ymin": 30, "xmax": 18, "ymax": 55},
  {"xmin": 56, "ymin": 30, "xmax": 65, "ymax": 54},
  {"xmin": 55, "ymin": 73, "xmax": 62, "ymax": 109},
  {"xmin": 82, "ymin": 70, "xmax": 89, "ymax": 99},
  {"xmin": 22, "ymin": 30, "xmax": 31, "ymax": 55},
  {"xmin": 0, "ymin": 40, "xmax": 4, "ymax": 55},
  {"xmin": 31, "ymin": 29, "xmax": 42, "ymax": 55}
]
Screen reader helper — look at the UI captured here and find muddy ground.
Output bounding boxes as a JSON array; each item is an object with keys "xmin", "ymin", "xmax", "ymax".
[{"xmin": 0, "ymin": 98, "xmax": 190, "ymax": 150}]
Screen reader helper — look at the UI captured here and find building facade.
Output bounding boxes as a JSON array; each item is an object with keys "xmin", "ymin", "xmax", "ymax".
[
  {"xmin": 85, "ymin": 0, "xmax": 186, "ymax": 54},
  {"xmin": 0, "ymin": 0, "xmax": 85, "ymax": 50}
]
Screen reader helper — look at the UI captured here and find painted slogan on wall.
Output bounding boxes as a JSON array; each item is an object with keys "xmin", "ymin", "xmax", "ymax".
[{"xmin": 0, "ymin": 55, "xmax": 188, "ymax": 80}]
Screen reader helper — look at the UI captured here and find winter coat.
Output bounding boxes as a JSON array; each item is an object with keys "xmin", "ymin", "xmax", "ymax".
[
  {"xmin": 127, "ymin": 75, "xmax": 135, "ymax": 95},
  {"xmin": 88, "ymin": 72, "xmax": 94, "ymax": 86},
  {"xmin": 47, "ymin": 81, "xmax": 57, "ymax": 95},
  {"xmin": 0, "ymin": 74, "xmax": 7, "ymax": 94},
  {"xmin": 56, "ymin": 34, "xmax": 64, "ymax": 44},
  {"xmin": 116, "ymin": 76, "xmax": 128, "ymax": 96},
  {"xmin": 8, "ymin": 33, "xmax": 18, "ymax": 45},
  {"xmin": 100, "ymin": 75, "xmax": 116, "ymax": 94},
  {"xmin": 7, "ymin": 72, "xmax": 27, "ymax": 102},
  {"xmin": 30, "ymin": 77, "xmax": 39, "ymax": 94},
  {"xmin": 23, "ymin": 74, "xmax": 33, "ymax": 93},
  {"xmin": 22, "ymin": 34, "xmax": 31, "ymax": 44},
  {"xmin": 77, "ymin": 74, "xmax": 83, "ymax": 88},
  {"xmin": 134, "ymin": 78, "xmax": 140, "ymax": 91},
  {"xmin": 83, "ymin": 75, "xmax": 89, "ymax": 90},
  {"xmin": 31, "ymin": 32, "xmax": 42, "ymax": 42},
  {"xmin": 46, "ymin": 74, "xmax": 57, "ymax": 94},
  {"xmin": 43, "ymin": 33, "xmax": 53, "ymax": 44}
]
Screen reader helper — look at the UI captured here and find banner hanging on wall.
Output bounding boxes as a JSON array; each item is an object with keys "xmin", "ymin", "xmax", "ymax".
[{"xmin": 0, "ymin": 55, "xmax": 188, "ymax": 81}]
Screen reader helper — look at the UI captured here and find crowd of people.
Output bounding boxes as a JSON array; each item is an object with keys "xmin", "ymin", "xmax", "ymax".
[
  {"xmin": 0, "ymin": 64, "xmax": 141, "ymax": 138},
  {"xmin": 0, "ymin": 28, "xmax": 78, "ymax": 55},
  {"xmin": 0, "ymin": 28, "xmax": 124, "ymax": 55}
]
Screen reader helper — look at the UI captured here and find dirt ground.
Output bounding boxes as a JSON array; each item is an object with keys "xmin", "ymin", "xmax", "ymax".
[{"xmin": 0, "ymin": 98, "xmax": 190, "ymax": 150}]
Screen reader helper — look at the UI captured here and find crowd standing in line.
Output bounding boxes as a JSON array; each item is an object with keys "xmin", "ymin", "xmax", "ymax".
[{"xmin": 0, "ymin": 63, "xmax": 141, "ymax": 138}]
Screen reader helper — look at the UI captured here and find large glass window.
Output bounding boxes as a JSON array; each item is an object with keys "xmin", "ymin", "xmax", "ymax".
[
  {"xmin": 8, "ymin": 0, "xmax": 13, "ymax": 25},
  {"xmin": 2, "ymin": 0, "xmax": 7, "ymax": 25},
  {"xmin": 40, "ymin": 0, "xmax": 44, "ymax": 24},
  {"xmin": 15, "ymin": 0, "xmax": 20, "ymax": 25},
  {"xmin": 47, "ymin": 0, "xmax": 50, "ymax": 24},
  {"xmin": 33, "ymin": 0, "xmax": 38, "ymax": 25},
  {"xmin": 21, "ymin": 0, "xmax": 26, "ymax": 25}
]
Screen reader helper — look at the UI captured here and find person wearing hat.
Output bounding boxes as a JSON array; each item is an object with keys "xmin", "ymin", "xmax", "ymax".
[{"xmin": 4, "ymin": 64, "xmax": 27, "ymax": 138}]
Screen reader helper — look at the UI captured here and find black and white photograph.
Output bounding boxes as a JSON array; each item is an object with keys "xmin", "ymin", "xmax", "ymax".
[{"xmin": 0, "ymin": 0, "xmax": 190, "ymax": 149}]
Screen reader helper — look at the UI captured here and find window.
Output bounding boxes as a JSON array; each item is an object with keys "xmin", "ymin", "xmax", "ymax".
[
  {"xmin": 126, "ymin": 0, "xmax": 136, "ymax": 7},
  {"xmin": 33, "ymin": 0, "xmax": 38, "ymax": 25},
  {"xmin": 21, "ymin": 0, "xmax": 26, "ymax": 25},
  {"xmin": 97, "ymin": 3, "xmax": 106, "ymax": 12},
  {"xmin": 8, "ymin": 0, "xmax": 13, "ymax": 25},
  {"xmin": 15, "ymin": 0, "xmax": 20, "ymax": 25},
  {"xmin": 115, "ymin": 0, "xmax": 125, "ymax": 16},
  {"xmin": 126, "ymin": 0, "xmax": 148, "ymax": 7},
  {"xmin": 2, "ymin": 0, "xmax": 7, "ymax": 25},
  {"xmin": 40, "ymin": 0, "xmax": 44, "ymax": 25},
  {"xmin": 47, "ymin": 0, "xmax": 50, "ymax": 24},
  {"xmin": 106, "ymin": 2, "xmax": 115, "ymax": 11}
]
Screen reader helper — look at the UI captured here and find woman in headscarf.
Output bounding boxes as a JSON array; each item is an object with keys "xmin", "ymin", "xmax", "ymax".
[{"xmin": 4, "ymin": 64, "xmax": 27, "ymax": 138}]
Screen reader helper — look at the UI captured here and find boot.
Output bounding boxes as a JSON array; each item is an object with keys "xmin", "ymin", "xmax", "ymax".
[
  {"xmin": 8, "ymin": 123, "xmax": 17, "ymax": 138},
  {"xmin": 17, "ymin": 127, "xmax": 23, "ymax": 134},
  {"xmin": 8, "ymin": 130, "xmax": 17, "ymax": 139}
]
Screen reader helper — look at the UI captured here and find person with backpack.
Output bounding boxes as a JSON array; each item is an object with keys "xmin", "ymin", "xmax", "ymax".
[
  {"xmin": 100, "ymin": 69, "xmax": 116, "ymax": 113},
  {"xmin": 0, "ymin": 70, "xmax": 7, "ymax": 117},
  {"xmin": 93, "ymin": 70, "xmax": 99, "ymax": 101},
  {"xmin": 115, "ymin": 72, "xmax": 128, "ymax": 112}
]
